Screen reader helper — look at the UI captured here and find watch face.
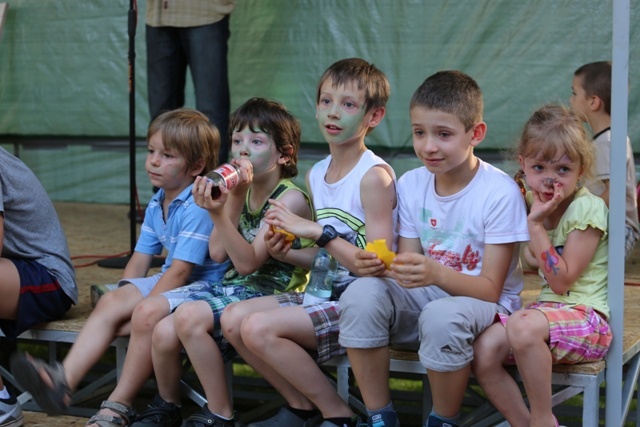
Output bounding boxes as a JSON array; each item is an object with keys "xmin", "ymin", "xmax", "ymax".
[{"xmin": 317, "ymin": 224, "xmax": 338, "ymax": 247}]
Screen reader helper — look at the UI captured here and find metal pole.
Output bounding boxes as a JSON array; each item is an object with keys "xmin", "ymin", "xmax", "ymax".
[{"xmin": 605, "ymin": 0, "xmax": 629, "ymax": 424}]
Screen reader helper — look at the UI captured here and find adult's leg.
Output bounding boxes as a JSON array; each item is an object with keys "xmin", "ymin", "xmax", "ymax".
[
  {"xmin": 146, "ymin": 25, "xmax": 187, "ymax": 122},
  {"xmin": 0, "ymin": 259, "xmax": 20, "ymax": 319},
  {"xmin": 472, "ymin": 323, "xmax": 530, "ymax": 427},
  {"xmin": 184, "ymin": 18, "xmax": 231, "ymax": 162},
  {"xmin": 0, "ymin": 263, "xmax": 17, "ymax": 398}
]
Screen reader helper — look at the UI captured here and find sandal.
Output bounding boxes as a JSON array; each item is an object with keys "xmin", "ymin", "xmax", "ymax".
[
  {"xmin": 85, "ymin": 400, "xmax": 137, "ymax": 427},
  {"xmin": 9, "ymin": 351, "xmax": 70, "ymax": 415}
]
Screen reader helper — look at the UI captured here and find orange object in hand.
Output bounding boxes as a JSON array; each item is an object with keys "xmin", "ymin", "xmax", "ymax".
[
  {"xmin": 269, "ymin": 224, "xmax": 296, "ymax": 243},
  {"xmin": 365, "ymin": 239, "xmax": 396, "ymax": 269}
]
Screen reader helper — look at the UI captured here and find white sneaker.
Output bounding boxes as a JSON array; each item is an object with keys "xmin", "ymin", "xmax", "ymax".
[{"xmin": 0, "ymin": 395, "xmax": 23, "ymax": 427}]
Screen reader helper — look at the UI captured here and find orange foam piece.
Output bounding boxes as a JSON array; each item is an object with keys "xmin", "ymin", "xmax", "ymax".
[
  {"xmin": 365, "ymin": 239, "xmax": 396, "ymax": 269},
  {"xmin": 269, "ymin": 224, "xmax": 296, "ymax": 242}
]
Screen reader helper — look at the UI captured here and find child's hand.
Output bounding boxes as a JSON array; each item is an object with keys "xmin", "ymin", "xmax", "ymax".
[
  {"xmin": 231, "ymin": 157, "xmax": 253, "ymax": 191},
  {"xmin": 264, "ymin": 226, "xmax": 292, "ymax": 261},
  {"xmin": 354, "ymin": 249, "xmax": 387, "ymax": 277},
  {"xmin": 365, "ymin": 239, "xmax": 396, "ymax": 269},
  {"xmin": 391, "ymin": 252, "xmax": 436, "ymax": 288},
  {"xmin": 265, "ymin": 198, "xmax": 319, "ymax": 240},
  {"xmin": 528, "ymin": 182, "xmax": 565, "ymax": 224},
  {"xmin": 192, "ymin": 176, "xmax": 227, "ymax": 212}
]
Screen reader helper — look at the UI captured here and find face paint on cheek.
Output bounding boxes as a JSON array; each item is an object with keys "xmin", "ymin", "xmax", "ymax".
[{"xmin": 327, "ymin": 108, "xmax": 367, "ymax": 144}]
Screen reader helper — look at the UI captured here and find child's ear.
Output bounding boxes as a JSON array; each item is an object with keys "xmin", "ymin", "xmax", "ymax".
[
  {"xmin": 518, "ymin": 155, "xmax": 525, "ymax": 171},
  {"xmin": 277, "ymin": 145, "xmax": 294, "ymax": 165},
  {"xmin": 190, "ymin": 159, "xmax": 206, "ymax": 177},
  {"xmin": 277, "ymin": 154, "xmax": 290, "ymax": 165},
  {"xmin": 469, "ymin": 121, "xmax": 487, "ymax": 147},
  {"xmin": 367, "ymin": 106, "xmax": 386, "ymax": 128},
  {"xmin": 590, "ymin": 95, "xmax": 604, "ymax": 112}
]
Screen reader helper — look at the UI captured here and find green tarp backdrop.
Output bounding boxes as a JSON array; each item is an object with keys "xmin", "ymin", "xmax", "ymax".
[{"xmin": 0, "ymin": 0, "xmax": 639, "ymax": 203}]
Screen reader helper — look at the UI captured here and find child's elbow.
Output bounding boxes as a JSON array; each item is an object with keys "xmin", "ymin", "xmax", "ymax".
[
  {"xmin": 210, "ymin": 252, "xmax": 228, "ymax": 264},
  {"xmin": 234, "ymin": 264, "xmax": 256, "ymax": 276}
]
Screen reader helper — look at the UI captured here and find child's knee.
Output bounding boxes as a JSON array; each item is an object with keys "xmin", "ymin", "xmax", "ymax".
[
  {"xmin": 131, "ymin": 298, "xmax": 167, "ymax": 331},
  {"xmin": 505, "ymin": 310, "xmax": 546, "ymax": 348},
  {"xmin": 174, "ymin": 302, "xmax": 210, "ymax": 338},
  {"xmin": 340, "ymin": 278, "xmax": 389, "ymax": 319},
  {"xmin": 239, "ymin": 312, "xmax": 273, "ymax": 352},
  {"xmin": 220, "ymin": 301, "xmax": 242, "ymax": 339},
  {"xmin": 152, "ymin": 318, "xmax": 178, "ymax": 353}
]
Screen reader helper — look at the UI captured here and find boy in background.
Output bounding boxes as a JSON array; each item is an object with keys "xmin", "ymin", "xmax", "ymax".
[
  {"xmin": 570, "ymin": 60, "xmax": 639, "ymax": 258},
  {"xmin": 340, "ymin": 71, "xmax": 529, "ymax": 427}
]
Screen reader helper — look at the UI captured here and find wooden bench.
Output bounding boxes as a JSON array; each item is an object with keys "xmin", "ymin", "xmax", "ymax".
[
  {"xmin": 0, "ymin": 283, "xmax": 210, "ymax": 418},
  {"xmin": 4, "ymin": 271, "xmax": 640, "ymax": 425},
  {"xmin": 325, "ymin": 275, "xmax": 640, "ymax": 426}
]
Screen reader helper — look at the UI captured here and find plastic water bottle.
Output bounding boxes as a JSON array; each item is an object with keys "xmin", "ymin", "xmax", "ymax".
[
  {"xmin": 302, "ymin": 249, "xmax": 338, "ymax": 305},
  {"xmin": 206, "ymin": 163, "xmax": 240, "ymax": 199}
]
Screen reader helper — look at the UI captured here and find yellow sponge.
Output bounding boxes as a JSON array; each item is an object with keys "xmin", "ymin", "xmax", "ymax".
[
  {"xmin": 365, "ymin": 239, "xmax": 396, "ymax": 269},
  {"xmin": 270, "ymin": 224, "xmax": 296, "ymax": 243}
]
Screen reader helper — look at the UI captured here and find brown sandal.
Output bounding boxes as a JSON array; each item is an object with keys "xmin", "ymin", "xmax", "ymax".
[
  {"xmin": 10, "ymin": 351, "xmax": 70, "ymax": 415},
  {"xmin": 85, "ymin": 400, "xmax": 137, "ymax": 427}
]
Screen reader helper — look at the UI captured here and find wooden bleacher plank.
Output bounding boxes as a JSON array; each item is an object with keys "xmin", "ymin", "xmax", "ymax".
[{"xmin": 23, "ymin": 411, "xmax": 87, "ymax": 426}]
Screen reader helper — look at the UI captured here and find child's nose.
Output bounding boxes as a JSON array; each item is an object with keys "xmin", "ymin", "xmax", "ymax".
[{"xmin": 328, "ymin": 104, "xmax": 340, "ymax": 118}]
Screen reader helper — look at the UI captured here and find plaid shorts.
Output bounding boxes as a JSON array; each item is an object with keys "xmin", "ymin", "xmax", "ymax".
[
  {"xmin": 170, "ymin": 283, "xmax": 266, "ymax": 361},
  {"xmin": 274, "ymin": 292, "xmax": 345, "ymax": 364},
  {"xmin": 499, "ymin": 302, "xmax": 612, "ymax": 364}
]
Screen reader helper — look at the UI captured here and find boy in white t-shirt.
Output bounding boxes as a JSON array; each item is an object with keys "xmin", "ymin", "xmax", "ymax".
[{"xmin": 339, "ymin": 70, "xmax": 529, "ymax": 427}]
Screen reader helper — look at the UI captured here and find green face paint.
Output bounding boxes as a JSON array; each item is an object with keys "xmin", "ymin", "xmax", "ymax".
[
  {"xmin": 317, "ymin": 81, "xmax": 368, "ymax": 145},
  {"xmin": 230, "ymin": 127, "xmax": 278, "ymax": 175}
]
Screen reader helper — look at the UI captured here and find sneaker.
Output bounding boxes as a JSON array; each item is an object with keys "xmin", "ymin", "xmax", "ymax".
[
  {"xmin": 368, "ymin": 411, "xmax": 399, "ymax": 427},
  {"xmin": 426, "ymin": 415, "xmax": 458, "ymax": 427},
  {"xmin": 0, "ymin": 395, "xmax": 23, "ymax": 427},
  {"xmin": 184, "ymin": 405, "xmax": 235, "ymax": 427},
  {"xmin": 301, "ymin": 413, "xmax": 328, "ymax": 427},
  {"xmin": 306, "ymin": 415, "xmax": 363, "ymax": 427},
  {"xmin": 130, "ymin": 394, "xmax": 182, "ymax": 427},
  {"xmin": 248, "ymin": 406, "xmax": 315, "ymax": 427}
]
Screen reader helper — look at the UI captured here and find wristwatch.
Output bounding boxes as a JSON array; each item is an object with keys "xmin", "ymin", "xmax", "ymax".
[{"xmin": 316, "ymin": 224, "xmax": 338, "ymax": 247}]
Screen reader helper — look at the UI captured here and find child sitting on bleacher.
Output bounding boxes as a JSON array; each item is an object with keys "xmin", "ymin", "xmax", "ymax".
[
  {"xmin": 0, "ymin": 146, "xmax": 78, "ymax": 427},
  {"xmin": 11, "ymin": 108, "xmax": 229, "ymax": 427},
  {"xmin": 472, "ymin": 104, "xmax": 611, "ymax": 427}
]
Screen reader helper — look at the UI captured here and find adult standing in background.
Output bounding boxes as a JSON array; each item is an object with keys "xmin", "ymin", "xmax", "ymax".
[{"xmin": 146, "ymin": 0, "xmax": 235, "ymax": 163}]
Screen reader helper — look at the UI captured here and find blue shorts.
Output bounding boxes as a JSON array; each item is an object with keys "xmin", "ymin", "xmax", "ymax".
[{"xmin": 0, "ymin": 258, "xmax": 73, "ymax": 339}]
